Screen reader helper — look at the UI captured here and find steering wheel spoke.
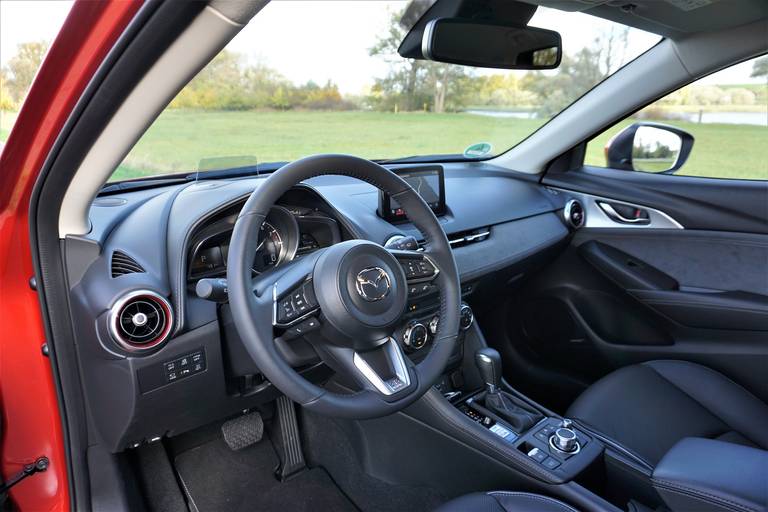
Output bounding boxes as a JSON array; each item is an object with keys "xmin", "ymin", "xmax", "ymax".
[{"xmin": 318, "ymin": 339, "xmax": 415, "ymax": 397}]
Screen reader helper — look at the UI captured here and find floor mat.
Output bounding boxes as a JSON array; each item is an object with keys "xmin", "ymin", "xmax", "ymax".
[{"xmin": 174, "ymin": 436, "xmax": 358, "ymax": 512}]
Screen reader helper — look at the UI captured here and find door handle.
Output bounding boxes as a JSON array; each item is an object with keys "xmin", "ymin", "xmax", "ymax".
[{"xmin": 597, "ymin": 202, "xmax": 650, "ymax": 225}]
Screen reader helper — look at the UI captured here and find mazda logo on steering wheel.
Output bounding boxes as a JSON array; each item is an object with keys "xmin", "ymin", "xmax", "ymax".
[{"xmin": 355, "ymin": 267, "xmax": 391, "ymax": 302}]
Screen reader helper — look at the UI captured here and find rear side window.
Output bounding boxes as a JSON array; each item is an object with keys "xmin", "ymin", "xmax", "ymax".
[{"xmin": 585, "ymin": 55, "xmax": 768, "ymax": 180}]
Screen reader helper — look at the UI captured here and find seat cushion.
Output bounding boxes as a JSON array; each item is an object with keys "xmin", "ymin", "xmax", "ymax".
[
  {"xmin": 567, "ymin": 360, "xmax": 768, "ymax": 466},
  {"xmin": 434, "ymin": 491, "xmax": 578, "ymax": 512}
]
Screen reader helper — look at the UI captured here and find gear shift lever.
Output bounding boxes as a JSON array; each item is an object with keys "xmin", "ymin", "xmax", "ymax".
[
  {"xmin": 475, "ymin": 347, "xmax": 502, "ymax": 394},
  {"xmin": 474, "ymin": 347, "xmax": 542, "ymax": 433}
]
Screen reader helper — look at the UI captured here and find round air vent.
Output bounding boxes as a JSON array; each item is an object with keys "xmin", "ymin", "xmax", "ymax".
[
  {"xmin": 564, "ymin": 199, "xmax": 585, "ymax": 229},
  {"xmin": 109, "ymin": 290, "xmax": 173, "ymax": 351}
]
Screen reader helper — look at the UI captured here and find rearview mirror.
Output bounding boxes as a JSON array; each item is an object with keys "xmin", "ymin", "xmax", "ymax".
[
  {"xmin": 605, "ymin": 122, "xmax": 694, "ymax": 174},
  {"xmin": 422, "ymin": 18, "xmax": 562, "ymax": 70}
]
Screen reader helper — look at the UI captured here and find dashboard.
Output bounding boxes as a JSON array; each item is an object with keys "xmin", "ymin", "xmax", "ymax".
[{"xmin": 72, "ymin": 162, "xmax": 571, "ymax": 452}]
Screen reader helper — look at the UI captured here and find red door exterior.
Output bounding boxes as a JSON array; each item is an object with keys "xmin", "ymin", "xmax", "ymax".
[{"xmin": 0, "ymin": 1, "xmax": 141, "ymax": 510}]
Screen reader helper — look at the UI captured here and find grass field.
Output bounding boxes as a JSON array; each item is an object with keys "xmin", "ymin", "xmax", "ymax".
[{"xmin": 2, "ymin": 109, "xmax": 765, "ymax": 181}]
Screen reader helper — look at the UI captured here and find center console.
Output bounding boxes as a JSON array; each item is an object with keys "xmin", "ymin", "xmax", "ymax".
[{"xmin": 451, "ymin": 346, "xmax": 602, "ymax": 482}]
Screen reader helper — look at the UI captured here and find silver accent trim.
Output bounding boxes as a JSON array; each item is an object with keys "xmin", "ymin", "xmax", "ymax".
[
  {"xmin": 549, "ymin": 434, "xmax": 581, "ymax": 456},
  {"xmin": 548, "ymin": 188, "xmax": 684, "ymax": 229},
  {"xmin": 597, "ymin": 202, "xmax": 649, "ymax": 225},
  {"xmin": 448, "ymin": 231, "xmax": 490, "ymax": 246},
  {"xmin": 108, "ymin": 289, "xmax": 174, "ymax": 352},
  {"xmin": 352, "ymin": 339, "xmax": 411, "ymax": 395}
]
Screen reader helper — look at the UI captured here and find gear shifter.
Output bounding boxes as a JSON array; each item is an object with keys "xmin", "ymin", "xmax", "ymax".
[
  {"xmin": 474, "ymin": 347, "xmax": 542, "ymax": 433},
  {"xmin": 475, "ymin": 347, "xmax": 502, "ymax": 394}
]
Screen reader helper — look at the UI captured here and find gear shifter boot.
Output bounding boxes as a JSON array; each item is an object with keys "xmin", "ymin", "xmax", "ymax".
[{"xmin": 484, "ymin": 391, "xmax": 542, "ymax": 433}]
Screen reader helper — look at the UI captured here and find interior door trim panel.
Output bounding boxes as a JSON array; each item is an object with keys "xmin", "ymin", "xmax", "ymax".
[
  {"xmin": 547, "ymin": 187, "xmax": 684, "ymax": 230},
  {"xmin": 572, "ymin": 229, "xmax": 768, "ymax": 297}
]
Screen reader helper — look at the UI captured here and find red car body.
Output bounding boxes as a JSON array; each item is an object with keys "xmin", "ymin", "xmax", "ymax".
[{"xmin": 0, "ymin": 2, "xmax": 141, "ymax": 509}]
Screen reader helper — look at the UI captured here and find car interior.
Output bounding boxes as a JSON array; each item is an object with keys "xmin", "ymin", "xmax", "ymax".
[{"xmin": 20, "ymin": 0, "xmax": 768, "ymax": 511}]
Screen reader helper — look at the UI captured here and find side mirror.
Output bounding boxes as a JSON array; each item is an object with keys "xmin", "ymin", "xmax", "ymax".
[
  {"xmin": 604, "ymin": 122, "xmax": 694, "ymax": 174},
  {"xmin": 421, "ymin": 18, "xmax": 561, "ymax": 70}
]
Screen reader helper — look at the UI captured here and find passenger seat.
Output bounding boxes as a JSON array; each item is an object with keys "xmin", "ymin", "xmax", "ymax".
[{"xmin": 567, "ymin": 360, "xmax": 768, "ymax": 467}]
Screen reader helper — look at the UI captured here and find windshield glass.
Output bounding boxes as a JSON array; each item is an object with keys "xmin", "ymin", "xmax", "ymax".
[{"xmin": 112, "ymin": 1, "xmax": 660, "ymax": 181}]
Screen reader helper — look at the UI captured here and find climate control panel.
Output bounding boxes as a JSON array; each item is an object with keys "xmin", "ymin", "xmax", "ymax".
[{"xmin": 398, "ymin": 302, "xmax": 473, "ymax": 355}]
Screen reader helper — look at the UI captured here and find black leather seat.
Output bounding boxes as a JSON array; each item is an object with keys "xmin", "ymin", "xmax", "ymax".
[
  {"xmin": 567, "ymin": 360, "xmax": 768, "ymax": 467},
  {"xmin": 435, "ymin": 491, "xmax": 578, "ymax": 512}
]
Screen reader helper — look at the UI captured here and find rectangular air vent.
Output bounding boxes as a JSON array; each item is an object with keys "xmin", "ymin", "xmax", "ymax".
[
  {"xmin": 418, "ymin": 227, "xmax": 490, "ymax": 250},
  {"xmin": 111, "ymin": 251, "xmax": 145, "ymax": 277}
]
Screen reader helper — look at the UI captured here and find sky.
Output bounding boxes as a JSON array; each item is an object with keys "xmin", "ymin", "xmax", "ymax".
[{"xmin": 1, "ymin": 0, "xmax": 762, "ymax": 95}]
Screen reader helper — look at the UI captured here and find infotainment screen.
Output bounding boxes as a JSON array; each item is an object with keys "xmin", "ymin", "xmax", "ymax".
[{"xmin": 379, "ymin": 166, "xmax": 446, "ymax": 222}]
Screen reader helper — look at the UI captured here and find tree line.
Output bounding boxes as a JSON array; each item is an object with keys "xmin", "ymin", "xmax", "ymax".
[{"xmin": 2, "ymin": 20, "xmax": 766, "ymax": 115}]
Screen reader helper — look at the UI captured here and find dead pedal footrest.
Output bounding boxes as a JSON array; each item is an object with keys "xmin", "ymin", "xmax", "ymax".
[{"xmin": 275, "ymin": 395, "xmax": 306, "ymax": 480}]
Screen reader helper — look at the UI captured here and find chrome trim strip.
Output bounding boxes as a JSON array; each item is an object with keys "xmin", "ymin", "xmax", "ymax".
[
  {"xmin": 448, "ymin": 231, "xmax": 490, "ymax": 245},
  {"xmin": 548, "ymin": 187, "xmax": 684, "ymax": 230},
  {"xmin": 353, "ymin": 339, "xmax": 411, "ymax": 395},
  {"xmin": 598, "ymin": 202, "xmax": 650, "ymax": 225}
]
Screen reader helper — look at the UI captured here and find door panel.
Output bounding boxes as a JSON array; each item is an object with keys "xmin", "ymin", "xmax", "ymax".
[{"xmin": 496, "ymin": 166, "xmax": 768, "ymax": 411}]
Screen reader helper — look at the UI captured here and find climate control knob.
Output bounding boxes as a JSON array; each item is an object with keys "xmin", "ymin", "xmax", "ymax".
[
  {"xmin": 403, "ymin": 322, "xmax": 428, "ymax": 350},
  {"xmin": 429, "ymin": 315, "xmax": 440, "ymax": 335}
]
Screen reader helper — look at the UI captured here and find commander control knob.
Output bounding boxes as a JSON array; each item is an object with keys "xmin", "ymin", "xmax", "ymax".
[
  {"xmin": 404, "ymin": 322, "xmax": 428, "ymax": 350},
  {"xmin": 551, "ymin": 427, "xmax": 579, "ymax": 453},
  {"xmin": 459, "ymin": 303, "xmax": 474, "ymax": 331}
]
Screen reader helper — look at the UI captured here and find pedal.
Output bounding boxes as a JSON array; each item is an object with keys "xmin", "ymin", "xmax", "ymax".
[
  {"xmin": 221, "ymin": 411, "xmax": 264, "ymax": 451},
  {"xmin": 275, "ymin": 396, "xmax": 306, "ymax": 480}
]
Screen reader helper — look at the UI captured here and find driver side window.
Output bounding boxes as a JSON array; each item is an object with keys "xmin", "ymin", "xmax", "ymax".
[{"xmin": 584, "ymin": 55, "xmax": 768, "ymax": 180}]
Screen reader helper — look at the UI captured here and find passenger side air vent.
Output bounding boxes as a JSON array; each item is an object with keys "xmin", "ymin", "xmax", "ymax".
[
  {"xmin": 111, "ymin": 251, "xmax": 145, "ymax": 277},
  {"xmin": 447, "ymin": 228, "xmax": 491, "ymax": 249},
  {"xmin": 417, "ymin": 228, "xmax": 490, "ymax": 251},
  {"xmin": 109, "ymin": 291, "xmax": 173, "ymax": 351},
  {"xmin": 564, "ymin": 199, "xmax": 585, "ymax": 229}
]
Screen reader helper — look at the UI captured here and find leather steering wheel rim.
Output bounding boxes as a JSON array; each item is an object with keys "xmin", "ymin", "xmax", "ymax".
[{"xmin": 226, "ymin": 154, "xmax": 461, "ymax": 419}]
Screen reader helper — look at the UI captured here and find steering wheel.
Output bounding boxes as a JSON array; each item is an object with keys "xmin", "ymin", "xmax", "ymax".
[{"xmin": 226, "ymin": 154, "xmax": 461, "ymax": 419}]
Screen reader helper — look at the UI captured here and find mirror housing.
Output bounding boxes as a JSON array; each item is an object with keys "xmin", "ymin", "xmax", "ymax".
[
  {"xmin": 605, "ymin": 122, "xmax": 694, "ymax": 174},
  {"xmin": 422, "ymin": 18, "xmax": 561, "ymax": 70}
]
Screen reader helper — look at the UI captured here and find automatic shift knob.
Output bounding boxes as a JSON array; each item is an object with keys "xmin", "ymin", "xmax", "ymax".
[{"xmin": 475, "ymin": 347, "xmax": 502, "ymax": 393}]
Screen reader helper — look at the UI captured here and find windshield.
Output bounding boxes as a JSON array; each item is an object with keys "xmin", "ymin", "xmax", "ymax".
[{"xmin": 112, "ymin": 2, "xmax": 660, "ymax": 181}]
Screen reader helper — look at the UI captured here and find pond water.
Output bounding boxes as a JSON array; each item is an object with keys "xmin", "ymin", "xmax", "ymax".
[{"xmin": 467, "ymin": 109, "xmax": 768, "ymax": 126}]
